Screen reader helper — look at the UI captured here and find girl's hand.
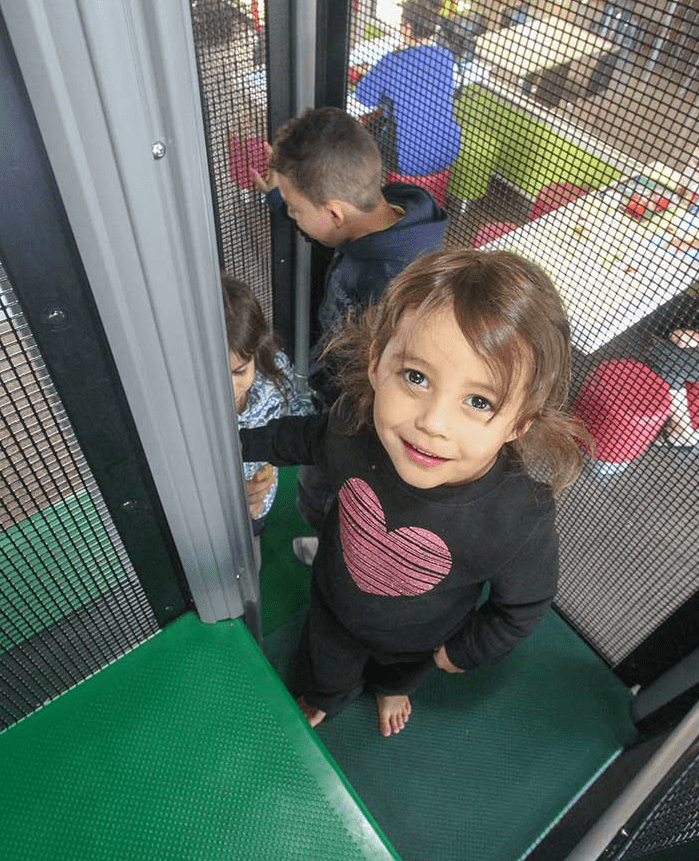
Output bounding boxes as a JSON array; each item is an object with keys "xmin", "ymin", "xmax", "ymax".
[
  {"xmin": 667, "ymin": 235, "xmax": 699, "ymax": 253},
  {"xmin": 670, "ymin": 329, "xmax": 699, "ymax": 348},
  {"xmin": 252, "ymin": 142, "xmax": 277, "ymax": 194},
  {"xmin": 246, "ymin": 464, "xmax": 274, "ymax": 519},
  {"xmin": 433, "ymin": 644, "xmax": 464, "ymax": 674}
]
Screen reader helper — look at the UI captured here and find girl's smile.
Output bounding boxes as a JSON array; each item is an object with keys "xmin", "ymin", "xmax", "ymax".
[
  {"xmin": 401, "ymin": 439, "xmax": 450, "ymax": 467},
  {"xmin": 368, "ymin": 306, "xmax": 529, "ymax": 489}
]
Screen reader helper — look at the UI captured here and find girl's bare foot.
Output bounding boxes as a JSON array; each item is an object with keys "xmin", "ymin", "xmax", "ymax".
[
  {"xmin": 296, "ymin": 696, "xmax": 327, "ymax": 728},
  {"xmin": 376, "ymin": 694, "xmax": 411, "ymax": 737}
]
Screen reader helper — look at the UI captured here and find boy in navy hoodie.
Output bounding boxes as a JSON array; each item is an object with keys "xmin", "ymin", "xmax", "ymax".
[{"xmin": 254, "ymin": 106, "xmax": 448, "ymax": 535}]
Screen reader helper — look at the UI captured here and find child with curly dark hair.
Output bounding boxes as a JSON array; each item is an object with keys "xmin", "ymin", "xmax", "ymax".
[
  {"xmin": 240, "ymin": 249, "xmax": 590, "ymax": 735},
  {"xmin": 221, "ymin": 272, "xmax": 311, "ymax": 535}
]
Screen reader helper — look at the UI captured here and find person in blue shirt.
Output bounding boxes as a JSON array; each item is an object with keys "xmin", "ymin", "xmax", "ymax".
[{"xmin": 353, "ymin": 0, "xmax": 463, "ymax": 205}]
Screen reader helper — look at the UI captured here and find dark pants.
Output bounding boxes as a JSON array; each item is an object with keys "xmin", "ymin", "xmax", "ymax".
[
  {"xmin": 251, "ymin": 515, "xmax": 266, "ymax": 537},
  {"xmin": 646, "ymin": 338, "xmax": 699, "ymax": 389},
  {"xmin": 293, "ymin": 583, "xmax": 435, "ymax": 717}
]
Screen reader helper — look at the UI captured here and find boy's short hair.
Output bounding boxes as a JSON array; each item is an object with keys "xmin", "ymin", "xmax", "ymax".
[{"xmin": 270, "ymin": 107, "xmax": 383, "ymax": 212}]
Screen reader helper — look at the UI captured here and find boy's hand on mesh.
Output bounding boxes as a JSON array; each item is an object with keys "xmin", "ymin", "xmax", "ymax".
[
  {"xmin": 252, "ymin": 142, "xmax": 277, "ymax": 194},
  {"xmin": 246, "ymin": 464, "xmax": 274, "ymax": 519},
  {"xmin": 433, "ymin": 644, "xmax": 464, "ymax": 674}
]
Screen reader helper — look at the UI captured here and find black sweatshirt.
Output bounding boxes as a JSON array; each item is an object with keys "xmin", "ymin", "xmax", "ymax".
[{"xmin": 240, "ymin": 411, "xmax": 559, "ymax": 671}]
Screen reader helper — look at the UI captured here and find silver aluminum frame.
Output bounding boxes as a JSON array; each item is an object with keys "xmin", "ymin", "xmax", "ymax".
[{"xmin": 2, "ymin": 0, "xmax": 257, "ymax": 628}]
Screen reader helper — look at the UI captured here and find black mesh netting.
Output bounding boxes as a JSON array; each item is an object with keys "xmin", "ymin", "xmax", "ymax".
[
  {"xmin": 615, "ymin": 743, "xmax": 699, "ymax": 858},
  {"xmin": 191, "ymin": 1, "xmax": 698, "ymax": 671},
  {"xmin": 190, "ymin": 0, "xmax": 273, "ymax": 321},
  {"xmin": 0, "ymin": 262, "xmax": 158, "ymax": 731}
]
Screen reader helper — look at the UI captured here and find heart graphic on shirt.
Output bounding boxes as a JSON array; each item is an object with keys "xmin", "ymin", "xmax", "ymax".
[{"xmin": 338, "ymin": 477, "xmax": 452, "ymax": 596}]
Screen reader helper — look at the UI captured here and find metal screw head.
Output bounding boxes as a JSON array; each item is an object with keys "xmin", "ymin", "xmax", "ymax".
[
  {"xmin": 43, "ymin": 307, "xmax": 68, "ymax": 329},
  {"xmin": 151, "ymin": 141, "xmax": 167, "ymax": 160}
]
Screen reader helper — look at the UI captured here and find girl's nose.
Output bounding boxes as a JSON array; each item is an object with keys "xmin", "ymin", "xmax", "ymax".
[{"xmin": 415, "ymin": 395, "xmax": 450, "ymax": 437}]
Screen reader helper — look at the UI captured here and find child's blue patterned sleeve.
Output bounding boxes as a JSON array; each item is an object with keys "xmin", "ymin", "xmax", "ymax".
[{"xmin": 275, "ymin": 351, "xmax": 315, "ymax": 417}]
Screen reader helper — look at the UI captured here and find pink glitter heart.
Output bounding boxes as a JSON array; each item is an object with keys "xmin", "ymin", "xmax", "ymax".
[{"xmin": 338, "ymin": 477, "xmax": 452, "ymax": 596}]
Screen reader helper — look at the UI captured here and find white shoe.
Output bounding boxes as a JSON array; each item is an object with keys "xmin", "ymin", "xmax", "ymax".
[
  {"xmin": 666, "ymin": 387, "xmax": 699, "ymax": 447},
  {"xmin": 292, "ymin": 536, "xmax": 319, "ymax": 566}
]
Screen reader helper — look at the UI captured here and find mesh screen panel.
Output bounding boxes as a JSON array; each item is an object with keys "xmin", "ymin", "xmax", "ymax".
[
  {"xmin": 190, "ymin": 0, "xmax": 273, "ymax": 321},
  {"xmin": 0, "ymin": 262, "xmax": 158, "ymax": 732},
  {"xmin": 189, "ymin": 0, "xmax": 699, "ymax": 673},
  {"xmin": 615, "ymin": 744, "xmax": 699, "ymax": 859},
  {"xmin": 345, "ymin": 0, "xmax": 699, "ymax": 669}
]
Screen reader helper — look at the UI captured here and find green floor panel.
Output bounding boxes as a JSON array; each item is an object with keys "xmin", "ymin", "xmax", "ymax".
[
  {"xmin": 259, "ymin": 467, "xmax": 637, "ymax": 861},
  {"xmin": 264, "ymin": 609, "xmax": 638, "ymax": 861},
  {"xmin": 259, "ymin": 467, "xmax": 313, "ymax": 635},
  {"xmin": 0, "ymin": 613, "xmax": 400, "ymax": 861},
  {"xmin": 1, "ymin": 467, "xmax": 638, "ymax": 861}
]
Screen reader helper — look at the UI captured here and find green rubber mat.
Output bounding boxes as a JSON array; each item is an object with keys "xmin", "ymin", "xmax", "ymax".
[
  {"xmin": 0, "ymin": 612, "xmax": 400, "ymax": 861},
  {"xmin": 264, "ymin": 608, "xmax": 638, "ymax": 861},
  {"xmin": 1, "ymin": 491, "xmax": 129, "ymax": 651},
  {"xmin": 259, "ymin": 467, "xmax": 313, "ymax": 635}
]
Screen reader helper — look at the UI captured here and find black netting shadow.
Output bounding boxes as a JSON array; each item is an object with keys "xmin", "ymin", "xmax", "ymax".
[
  {"xmin": 0, "ymin": 263, "xmax": 158, "ymax": 731},
  {"xmin": 346, "ymin": 0, "xmax": 699, "ymax": 672}
]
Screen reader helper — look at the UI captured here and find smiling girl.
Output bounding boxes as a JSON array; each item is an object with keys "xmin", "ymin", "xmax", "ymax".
[{"xmin": 240, "ymin": 249, "xmax": 590, "ymax": 735}]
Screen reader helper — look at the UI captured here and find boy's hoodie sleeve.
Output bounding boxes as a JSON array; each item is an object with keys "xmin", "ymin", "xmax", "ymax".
[
  {"xmin": 265, "ymin": 186, "xmax": 286, "ymax": 215},
  {"xmin": 240, "ymin": 412, "xmax": 329, "ymax": 469},
  {"xmin": 443, "ymin": 499, "xmax": 559, "ymax": 672}
]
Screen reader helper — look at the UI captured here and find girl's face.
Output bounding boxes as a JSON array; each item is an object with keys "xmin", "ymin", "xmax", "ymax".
[
  {"xmin": 368, "ymin": 306, "xmax": 529, "ymax": 489},
  {"xmin": 229, "ymin": 351, "xmax": 256, "ymax": 412}
]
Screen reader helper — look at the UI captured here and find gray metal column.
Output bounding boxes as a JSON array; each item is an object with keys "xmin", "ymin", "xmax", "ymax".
[
  {"xmin": 2, "ymin": 0, "xmax": 258, "ymax": 630},
  {"xmin": 293, "ymin": 0, "xmax": 316, "ymax": 377}
]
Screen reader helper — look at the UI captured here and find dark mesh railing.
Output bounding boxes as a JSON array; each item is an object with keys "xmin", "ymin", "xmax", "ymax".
[
  {"xmin": 346, "ymin": 0, "xmax": 699, "ymax": 670},
  {"xmin": 614, "ymin": 741, "xmax": 699, "ymax": 859},
  {"xmin": 190, "ymin": 0, "xmax": 273, "ymax": 321},
  {"xmin": 188, "ymin": 1, "xmax": 698, "ymax": 673},
  {"xmin": 0, "ymin": 262, "xmax": 158, "ymax": 731}
]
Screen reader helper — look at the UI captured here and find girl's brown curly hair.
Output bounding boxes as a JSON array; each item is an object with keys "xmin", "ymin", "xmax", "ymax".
[{"xmin": 325, "ymin": 248, "xmax": 592, "ymax": 494}]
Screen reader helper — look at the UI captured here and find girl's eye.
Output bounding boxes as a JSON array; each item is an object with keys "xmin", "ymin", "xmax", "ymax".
[
  {"xmin": 404, "ymin": 368, "xmax": 427, "ymax": 387},
  {"xmin": 466, "ymin": 394, "xmax": 492, "ymax": 412}
]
